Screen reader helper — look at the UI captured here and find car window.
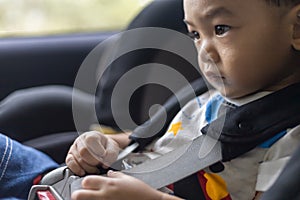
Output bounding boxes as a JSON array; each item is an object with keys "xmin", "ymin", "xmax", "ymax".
[{"xmin": 0, "ymin": 0, "xmax": 153, "ymax": 37}]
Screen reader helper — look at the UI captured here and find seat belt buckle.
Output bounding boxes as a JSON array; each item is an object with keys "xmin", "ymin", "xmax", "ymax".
[
  {"xmin": 27, "ymin": 185, "xmax": 63, "ymax": 200},
  {"xmin": 28, "ymin": 166, "xmax": 81, "ymax": 200}
]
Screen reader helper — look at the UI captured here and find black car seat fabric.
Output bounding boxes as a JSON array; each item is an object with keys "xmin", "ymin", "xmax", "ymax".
[
  {"xmin": 95, "ymin": 0, "xmax": 202, "ymax": 130},
  {"xmin": 0, "ymin": 86, "xmax": 94, "ymax": 163},
  {"xmin": 0, "ymin": 86, "xmax": 94, "ymax": 142},
  {"xmin": 0, "ymin": 0, "xmax": 202, "ymax": 164}
]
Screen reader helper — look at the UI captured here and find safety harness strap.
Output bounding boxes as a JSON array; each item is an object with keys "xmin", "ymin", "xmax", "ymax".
[{"xmin": 29, "ymin": 82, "xmax": 300, "ymax": 200}]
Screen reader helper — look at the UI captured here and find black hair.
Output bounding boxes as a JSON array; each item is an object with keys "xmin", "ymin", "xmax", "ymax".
[{"xmin": 266, "ymin": 0, "xmax": 300, "ymax": 6}]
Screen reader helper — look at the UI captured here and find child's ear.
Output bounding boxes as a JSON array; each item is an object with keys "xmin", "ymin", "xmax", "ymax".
[{"xmin": 291, "ymin": 6, "xmax": 300, "ymax": 50}]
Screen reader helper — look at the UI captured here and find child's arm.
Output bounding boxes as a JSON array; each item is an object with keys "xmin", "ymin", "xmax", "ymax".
[
  {"xmin": 66, "ymin": 131, "xmax": 131, "ymax": 176},
  {"xmin": 71, "ymin": 171, "xmax": 183, "ymax": 200}
]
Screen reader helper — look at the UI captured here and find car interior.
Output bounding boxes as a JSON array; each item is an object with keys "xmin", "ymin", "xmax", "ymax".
[
  {"xmin": 0, "ymin": 0, "xmax": 203, "ymax": 164},
  {"xmin": 0, "ymin": 0, "xmax": 298, "ymax": 199}
]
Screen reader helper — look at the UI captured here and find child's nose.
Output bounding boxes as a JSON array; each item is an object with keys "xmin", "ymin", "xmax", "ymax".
[{"xmin": 197, "ymin": 41, "xmax": 219, "ymax": 64}]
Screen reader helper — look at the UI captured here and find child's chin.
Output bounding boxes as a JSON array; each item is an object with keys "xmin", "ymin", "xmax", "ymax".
[{"xmin": 217, "ymin": 88, "xmax": 242, "ymax": 99}]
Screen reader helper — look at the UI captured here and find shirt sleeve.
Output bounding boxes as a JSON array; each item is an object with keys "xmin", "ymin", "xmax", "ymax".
[{"xmin": 256, "ymin": 125, "xmax": 300, "ymax": 192}]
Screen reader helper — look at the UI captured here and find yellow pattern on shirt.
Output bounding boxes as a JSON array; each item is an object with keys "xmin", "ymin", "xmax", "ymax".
[
  {"xmin": 167, "ymin": 122, "xmax": 183, "ymax": 136},
  {"xmin": 204, "ymin": 172, "xmax": 230, "ymax": 200}
]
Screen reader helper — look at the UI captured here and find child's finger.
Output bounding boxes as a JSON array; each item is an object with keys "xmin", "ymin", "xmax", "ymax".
[
  {"xmin": 107, "ymin": 170, "xmax": 124, "ymax": 178},
  {"xmin": 72, "ymin": 189, "xmax": 102, "ymax": 200},
  {"xmin": 77, "ymin": 136, "xmax": 104, "ymax": 166},
  {"xmin": 65, "ymin": 153, "xmax": 85, "ymax": 176},
  {"xmin": 67, "ymin": 143, "xmax": 100, "ymax": 175}
]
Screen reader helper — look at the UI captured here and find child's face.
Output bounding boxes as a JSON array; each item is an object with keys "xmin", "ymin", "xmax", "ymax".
[{"xmin": 184, "ymin": 0, "xmax": 297, "ymax": 99}]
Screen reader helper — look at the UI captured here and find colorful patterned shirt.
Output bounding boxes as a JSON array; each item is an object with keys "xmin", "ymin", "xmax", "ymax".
[{"xmin": 129, "ymin": 91, "xmax": 300, "ymax": 200}]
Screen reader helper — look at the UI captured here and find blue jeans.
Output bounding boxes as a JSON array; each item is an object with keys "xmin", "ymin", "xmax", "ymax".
[{"xmin": 0, "ymin": 133, "xmax": 59, "ymax": 199}]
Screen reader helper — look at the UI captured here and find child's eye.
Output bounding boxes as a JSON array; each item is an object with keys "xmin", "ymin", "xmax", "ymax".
[
  {"xmin": 187, "ymin": 31, "xmax": 200, "ymax": 41},
  {"xmin": 215, "ymin": 25, "xmax": 231, "ymax": 36}
]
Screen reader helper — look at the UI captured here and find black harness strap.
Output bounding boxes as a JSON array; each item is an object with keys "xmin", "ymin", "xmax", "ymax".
[
  {"xmin": 201, "ymin": 82, "xmax": 300, "ymax": 161},
  {"xmin": 31, "ymin": 82, "xmax": 300, "ymax": 200},
  {"xmin": 131, "ymin": 82, "xmax": 300, "ymax": 161},
  {"xmin": 130, "ymin": 78, "xmax": 208, "ymax": 150}
]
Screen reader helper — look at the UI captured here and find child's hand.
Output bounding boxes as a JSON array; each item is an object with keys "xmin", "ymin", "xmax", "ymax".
[
  {"xmin": 71, "ymin": 171, "xmax": 165, "ymax": 200},
  {"xmin": 66, "ymin": 131, "xmax": 120, "ymax": 176}
]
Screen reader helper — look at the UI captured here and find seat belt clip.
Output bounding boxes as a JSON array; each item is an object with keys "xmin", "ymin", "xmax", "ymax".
[{"xmin": 27, "ymin": 185, "xmax": 63, "ymax": 200}]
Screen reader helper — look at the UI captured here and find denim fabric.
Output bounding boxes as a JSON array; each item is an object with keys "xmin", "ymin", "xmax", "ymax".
[{"xmin": 0, "ymin": 133, "xmax": 59, "ymax": 199}]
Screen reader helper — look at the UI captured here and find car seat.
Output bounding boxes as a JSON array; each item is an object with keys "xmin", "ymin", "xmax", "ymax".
[{"xmin": 0, "ymin": 0, "xmax": 203, "ymax": 164}]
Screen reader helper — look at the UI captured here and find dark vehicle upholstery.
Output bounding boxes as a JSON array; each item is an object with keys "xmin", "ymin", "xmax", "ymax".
[{"xmin": 0, "ymin": 0, "xmax": 202, "ymax": 164}]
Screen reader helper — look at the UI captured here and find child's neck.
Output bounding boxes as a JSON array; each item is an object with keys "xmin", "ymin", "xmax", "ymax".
[{"xmin": 223, "ymin": 91, "xmax": 272, "ymax": 106}]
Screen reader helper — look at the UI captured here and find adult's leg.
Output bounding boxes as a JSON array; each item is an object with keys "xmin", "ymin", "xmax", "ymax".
[
  {"xmin": 0, "ymin": 133, "xmax": 59, "ymax": 199},
  {"xmin": 0, "ymin": 85, "xmax": 96, "ymax": 142}
]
